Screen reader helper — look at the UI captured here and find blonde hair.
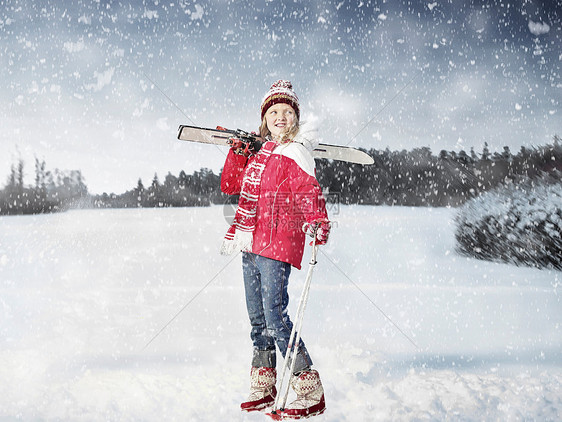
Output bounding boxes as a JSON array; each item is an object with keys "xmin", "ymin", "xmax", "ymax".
[{"xmin": 259, "ymin": 117, "xmax": 300, "ymax": 144}]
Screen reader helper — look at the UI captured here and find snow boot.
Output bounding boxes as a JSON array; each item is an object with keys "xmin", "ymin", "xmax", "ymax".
[
  {"xmin": 241, "ymin": 367, "xmax": 277, "ymax": 412},
  {"xmin": 282, "ymin": 369, "xmax": 326, "ymax": 419}
]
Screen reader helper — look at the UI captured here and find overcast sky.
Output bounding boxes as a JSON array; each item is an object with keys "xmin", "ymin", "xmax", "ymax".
[{"xmin": 1, "ymin": 0, "xmax": 560, "ymax": 194}]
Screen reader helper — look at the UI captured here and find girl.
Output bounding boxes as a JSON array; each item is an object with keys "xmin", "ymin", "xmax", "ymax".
[{"xmin": 220, "ymin": 80, "xmax": 330, "ymax": 419}]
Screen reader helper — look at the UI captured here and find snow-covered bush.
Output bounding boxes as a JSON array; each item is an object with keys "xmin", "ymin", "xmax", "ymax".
[{"xmin": 455, "ymin": 173, "xmax": 562, "ymax": 270}]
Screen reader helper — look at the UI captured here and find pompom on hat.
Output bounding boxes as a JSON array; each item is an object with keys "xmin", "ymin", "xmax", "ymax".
[{"xmin": 260, "ymin": 80, "xmax": 300, "ymax": 120}]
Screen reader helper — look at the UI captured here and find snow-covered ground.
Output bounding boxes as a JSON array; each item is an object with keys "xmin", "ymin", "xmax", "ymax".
[{"xmin": 1, "ymin": 206, "xmax": 560, "ymax": 421}]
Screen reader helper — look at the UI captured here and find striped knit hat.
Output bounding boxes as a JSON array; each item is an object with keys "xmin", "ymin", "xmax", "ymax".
[{"xmin": 260, "ymin": 80, "xmax": 300, "ymax": 120}]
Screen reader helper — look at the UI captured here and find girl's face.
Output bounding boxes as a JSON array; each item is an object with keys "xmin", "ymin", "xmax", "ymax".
[{"xmin": 264, "ymin": 103, "xmax": 297, "ymax": 140}]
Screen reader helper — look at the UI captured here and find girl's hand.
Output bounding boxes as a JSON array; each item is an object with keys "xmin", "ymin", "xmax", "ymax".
[
  {"xmin": 228, "ymin": 137, "xmax": 250, "ymax": 156},
  {"xmin": 302, "ymin": 219, "xmax": 331, "ymax": 245},
  {"xmin": 228, "ymin": 136, "xmax": 261, "ymax": 157}
]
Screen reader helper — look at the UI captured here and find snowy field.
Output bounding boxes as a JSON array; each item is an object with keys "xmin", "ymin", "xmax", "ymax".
[{"xmin": 1, "ymin": 206, "xmax": 560, "ymax": 421}]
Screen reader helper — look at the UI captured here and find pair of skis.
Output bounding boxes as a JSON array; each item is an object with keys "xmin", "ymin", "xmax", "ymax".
[{"xmin": 177, "ymin": 124, "xmax": 374, "ymax": 165}]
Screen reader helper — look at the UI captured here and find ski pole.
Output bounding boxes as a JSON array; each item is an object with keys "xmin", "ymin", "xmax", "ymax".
[{"xmin": 271, "ymin": 227, "xmax": 319, "ymax": 415}]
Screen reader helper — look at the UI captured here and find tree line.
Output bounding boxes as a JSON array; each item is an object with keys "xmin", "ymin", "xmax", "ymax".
[
  {"xmin": 93, "ymin": 168, "xmax": 224, "ymax": 209},
  {"xmin": 1, "ymin": 136, "xmax": 560, "ymax": 215},
  {"xmin": 317, "ymin": 136, "xmax": 562, "ymax": 207},
  {"xmin": 0, "ymin": 158, "xmax": 89, "ymax": 215}
]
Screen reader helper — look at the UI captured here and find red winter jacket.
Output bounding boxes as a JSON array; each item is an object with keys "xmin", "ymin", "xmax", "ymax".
[{"xmin": 221, "ymin": 141, "xmax": 328, "ymax": 270}]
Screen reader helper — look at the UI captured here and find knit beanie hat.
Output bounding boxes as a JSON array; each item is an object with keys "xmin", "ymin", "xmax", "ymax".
[{"xmin": 260, "ymin": 80, "xmax": 300, "ymax": 120}]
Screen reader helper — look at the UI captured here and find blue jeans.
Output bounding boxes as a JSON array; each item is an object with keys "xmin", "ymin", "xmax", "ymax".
[{"xmin": 242, "ymin": 252, "xmax": 312, "ymax": 373}]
